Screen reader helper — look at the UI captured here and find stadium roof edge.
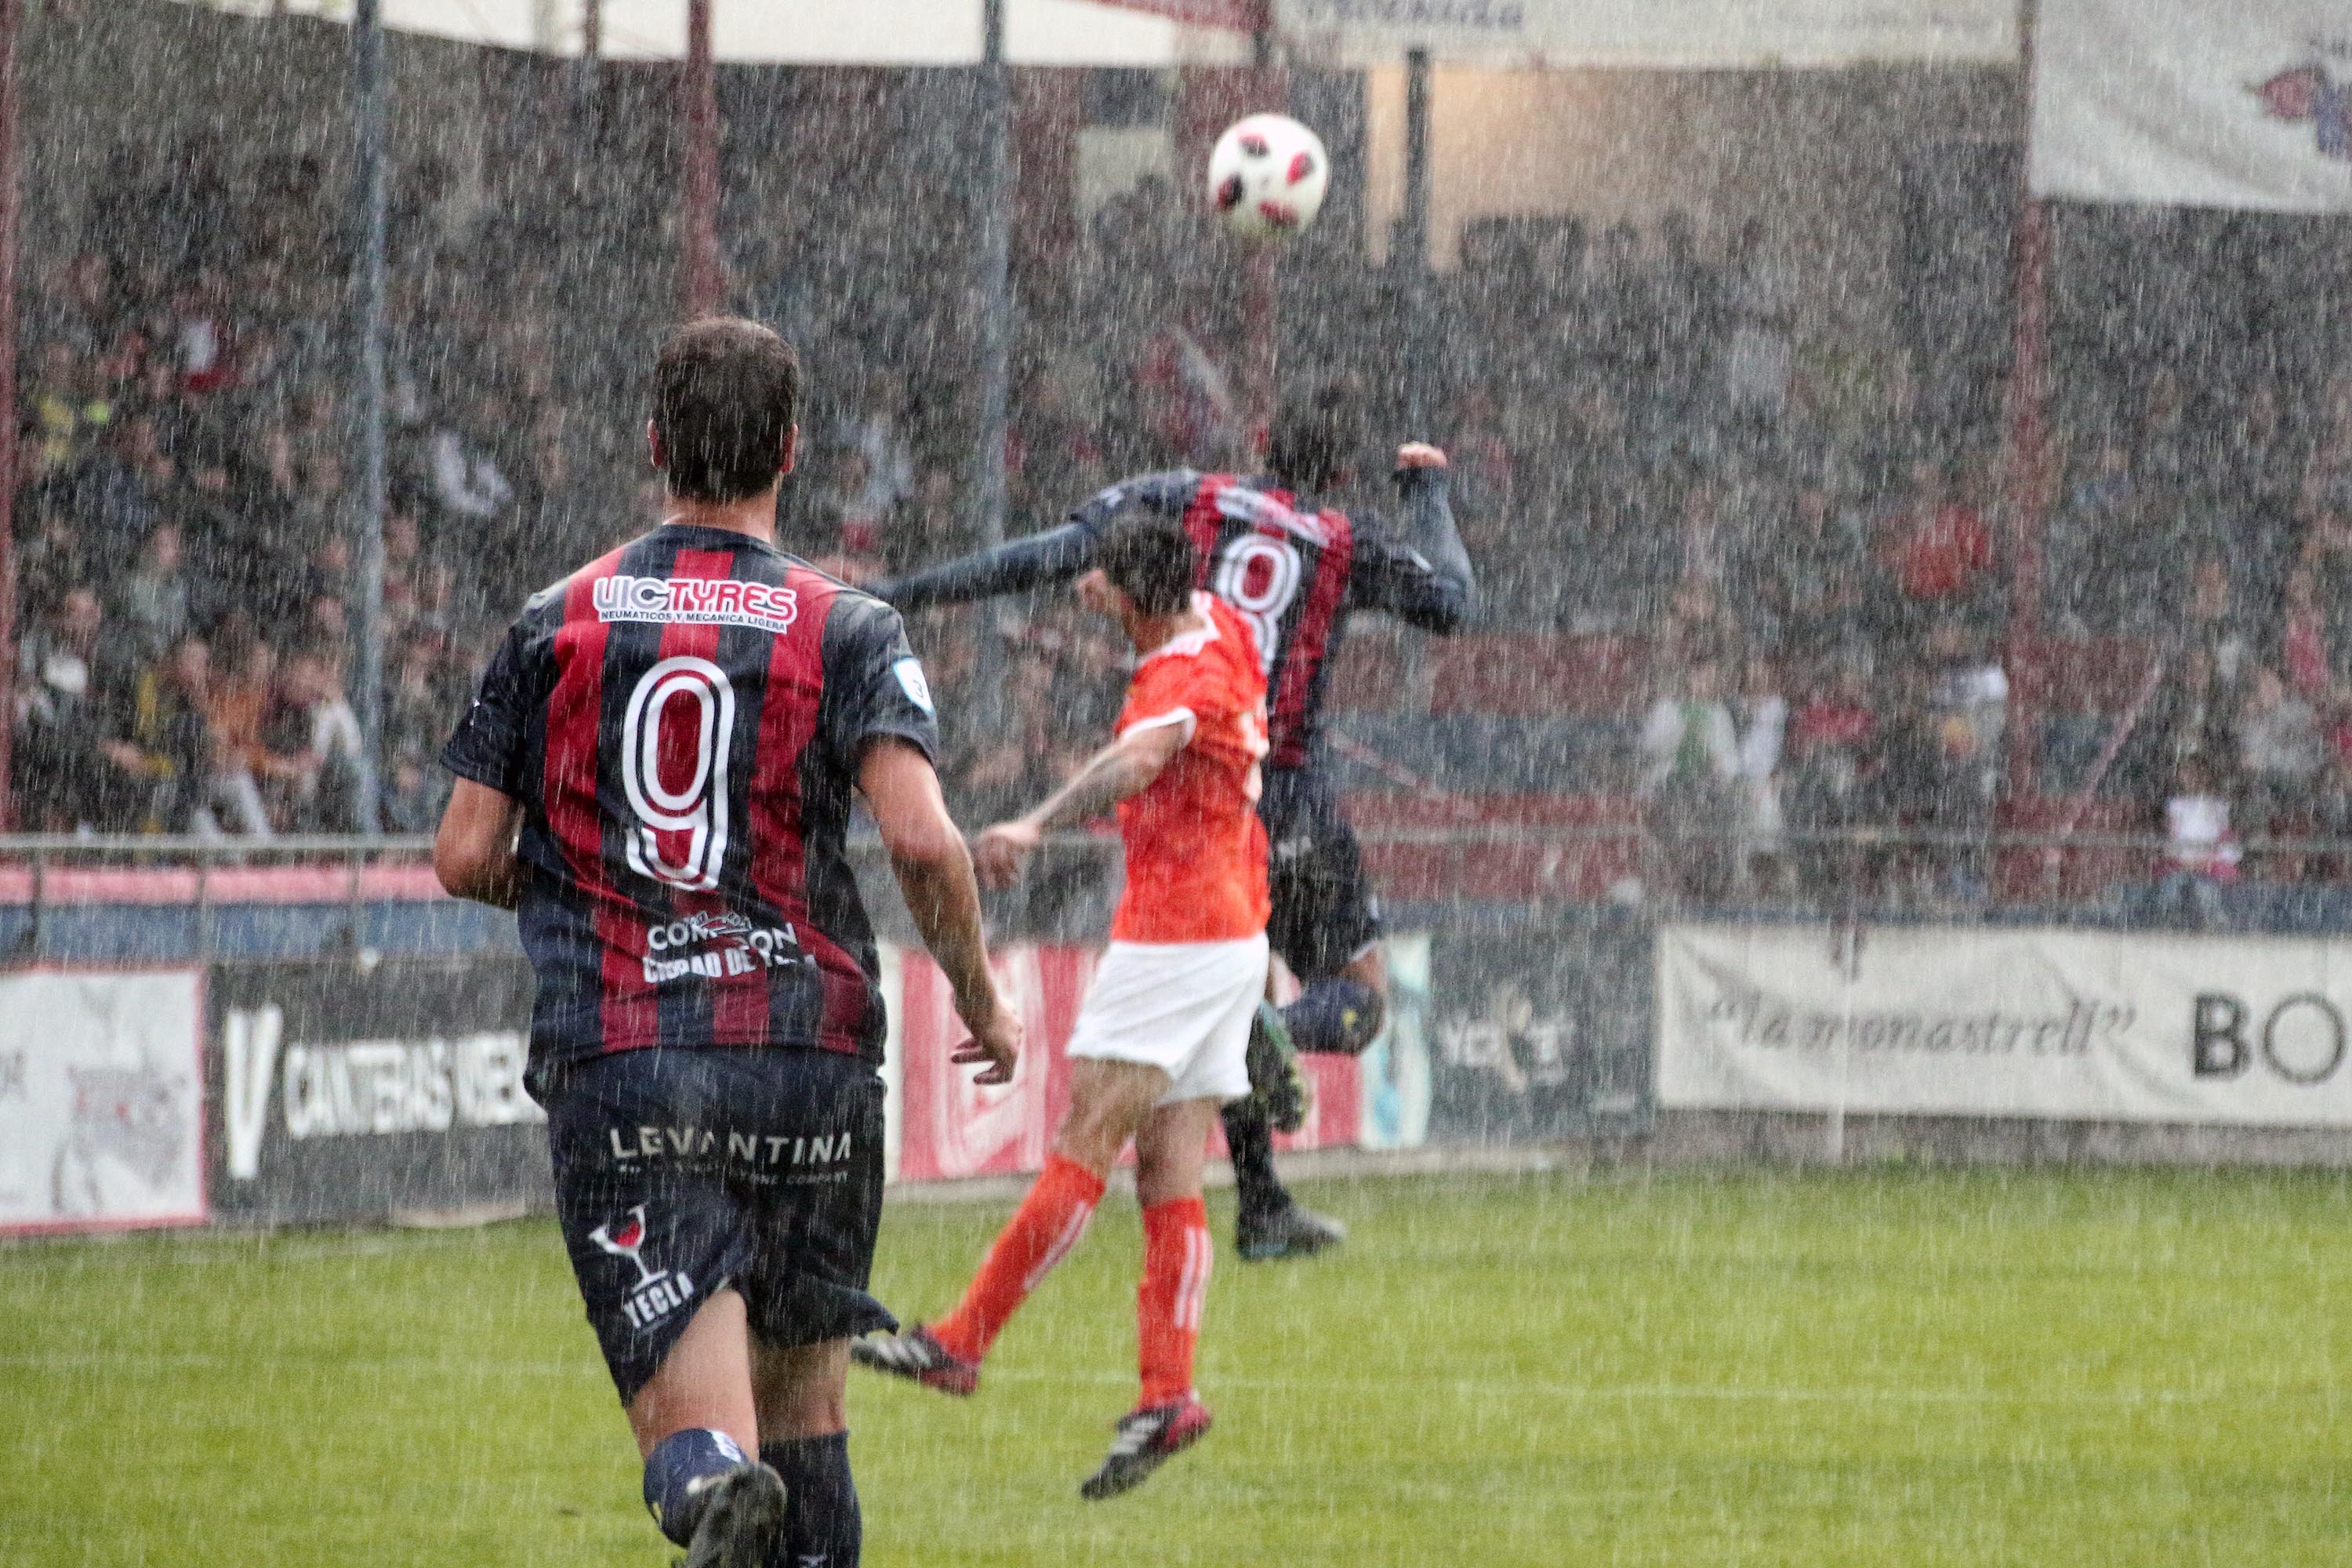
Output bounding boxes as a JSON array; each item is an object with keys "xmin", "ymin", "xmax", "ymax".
[{"xmin": 158, "ymin": 0, "xmax": 1256, "ymax": 66}]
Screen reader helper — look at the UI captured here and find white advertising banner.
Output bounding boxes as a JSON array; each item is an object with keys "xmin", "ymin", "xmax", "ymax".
[
  {"xmin": 1658, "ymin": 924, "xmax": 2352, "ymax": 1128},
  {"xmin": 0, "ymin": 970, "xmax": 208, "ymax": 1235},
  {"xmin": 2031, "ymin": 0, "xmax": 2352, "ymax": 212},
  {"xmin": 170, "ymin": 0, "xmax": 1229, "ymax": 66},
  {"xmin": 1275, "ymin": 0, "xmax": 2016, "ymax": 69}
]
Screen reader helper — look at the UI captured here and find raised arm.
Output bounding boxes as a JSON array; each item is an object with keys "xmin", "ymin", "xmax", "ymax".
[
  {"xmin": 1347, "ymin": 446, "xmax": 1475, "ymax": 634},
  {"xmin": 869, "ymin": 471, "xmax": 1200, "ymax": 611}
]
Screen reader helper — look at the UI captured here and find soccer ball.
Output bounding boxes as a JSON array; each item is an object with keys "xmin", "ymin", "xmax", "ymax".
[{"xmin": 1207, "ymin": 114, "xmax": 1330, "ymax": 242}]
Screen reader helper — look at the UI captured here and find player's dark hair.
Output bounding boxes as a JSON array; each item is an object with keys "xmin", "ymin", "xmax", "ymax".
[
  {"xmin": 1096, "ymin": 514, "xmax": 1195, "ymax": 618},
  {"xmin": 1267, "ymin": 379, "xmax": 1361, "ymax": 495},
  {"xmin": 652, "ymin": 317, "xmax": 802, "ymax": 503}
]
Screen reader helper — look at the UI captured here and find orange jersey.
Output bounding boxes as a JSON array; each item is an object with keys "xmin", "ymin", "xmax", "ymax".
[{"xmin": 1109, "ymin": 594, "xmax": 1272, "ymax": 944}]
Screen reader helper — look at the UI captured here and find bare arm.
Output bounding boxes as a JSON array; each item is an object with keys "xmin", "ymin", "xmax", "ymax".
[
  {"xmin": 970, "ymin": 719, "xmax": 1189, "ymax": 890},
  {"xmin": 858, "ymin": 737, "xmax": 1020, "ymax": 1083},
  {"xmin": 434, "ymin": 779, "xmax": 524, "ymax": 909}
]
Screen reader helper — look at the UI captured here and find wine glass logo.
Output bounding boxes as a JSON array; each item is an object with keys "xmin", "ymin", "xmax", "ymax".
[{"xmin": 589, "ymin": 1204, "xmax": 665, "ymax": 1290}]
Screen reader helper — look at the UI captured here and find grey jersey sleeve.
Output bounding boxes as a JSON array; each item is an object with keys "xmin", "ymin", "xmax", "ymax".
[
  {"xmin": 818, "ymin": 590, "xmax": 942, "ymax": 771},
  {"xmin": 1345, "ymin": 465, "xmax": 1475, "ymax": 633},
  {"xmin": 869, "ymin": 470, "xmax": 1201, "ymax": 610}
]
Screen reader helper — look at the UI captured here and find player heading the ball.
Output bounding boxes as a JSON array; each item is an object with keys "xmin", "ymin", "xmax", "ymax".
[{"xmin": 855, "ymin": 510, "xmax": 1273, "ymax": 1501}]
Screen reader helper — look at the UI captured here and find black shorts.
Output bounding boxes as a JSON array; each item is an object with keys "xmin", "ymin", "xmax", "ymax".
[
  {"xmin": 539, "ymin": 1044, "xmax": 896, "ymax": 1405},
  {"xmin": 1259, "ymin": 764, "xmax": 1382, "ymax": 984}
]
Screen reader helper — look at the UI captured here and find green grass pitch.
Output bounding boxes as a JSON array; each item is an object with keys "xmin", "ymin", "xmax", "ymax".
[{"xmin": 3, "ymin": 1167, "xmax": 2347, "ymax": 1566}]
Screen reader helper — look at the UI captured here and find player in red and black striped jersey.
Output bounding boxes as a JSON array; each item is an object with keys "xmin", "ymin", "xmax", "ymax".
[
  {"xmin": 436, "ymin": 318, "xmax": 1019, "ymax": 1568},
  {"xmin": 443, "ymin": 523, "xmax": 927, "ymax": 1067},
  {"xmin": 872, "ymin": 383, "xmax": 1474, "ymax": 1261}
]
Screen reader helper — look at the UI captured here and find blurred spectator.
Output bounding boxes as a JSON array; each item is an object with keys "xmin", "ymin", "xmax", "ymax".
[
  {"xmin": 16, "ymin": 491, "xmax": 88, "ymax": 612},
  {"xmin": 2235, "ymin": 665, "xmax": 2322, "ymax": 847},
  {"xmin": 34, "ymin": 251, "xmax": 119, "ymax": 356},
  {"xmin": 2134, "ymin": 641, "xmax": 2237, "ymax": 796},
  {"xmin": 110, "ymin": 523, "xmax": 194, "ymax": 670},
  {"xmin": 427, "ymin": 390, "xmax": 517, "ymax": 528},
  {"xmin": 14, "ymin": 586, "xmax": 114, "ymax": 829},
  {"xmin": 204, "ymin": 633, "xmax": 291, "ymax": 836},
  {"xmin": 811, "ymin": 445, "xmax": 887, "ymax": 565},
  {"xmin": 1446, "ymin": 387, "xmax": 1516, "ymax": 568},
  {"xmin": 168, "ymin": 270, "xmax": 238, "ymax": 396},
  {"xmin": 1752, "ymin": 481, "xmax": 1870, "ymax": 657},
  {"xmin": 1915, "ymin": 617, "xmax": 2008, "ymax": 899},
  {"xmin": 1675, "ymin": 481, "xmax": 1735, "ymax": 595},
  {"xmin": 277, "ymin": 645, "xmax": 370, "ymax": 833},
  {"xmin": 2279, "ymin": 563, "xmax": 2331, "ymax": 700},
  {"xmin": 1879, "ymin": 459, "xmax": 1994, "ymax": 630},
  {"xmin": 1731, "ymin": 652, "xmax": 1788, "ymax": 890},
  {"xmin": 2175, "ymin": 554, "xmax": 2252, "ymax": 691},
  {"xmin": 1009, "ymin": 365, "xmax": 1106, "ymax": 521},
  {"xmin": 29, "ymin": 340, "xmax": 111, "ymax": 477},
  {"xmin": 1134, "ymin": 281, "xmax": 1241, "ymax": 468},
  {"xmin": 2155, "ymin": 753, "xmax": 2238, "ymax": 924},
  {"xmin": 833, "ymin": 367, "xmax": 917, "ymax": 523},
  {"xmin": 891, "ymin": 466, "xmax": 964, "ymax": 575},
  {"xmin": 96, "ymin": 633, "xmax": 217, "ymax": 833},
  {"xmin": 1783, "ymin": 650, "xmax": 1881, "ymax": 898},
  {"xmin": 1717, "ymin": 217, "xmax": 1797, "ymax": 423},
  {"xmin": 63, "ymin": 408, "xmax": 170, "ymax": 554},
  {"xmin": 1638, "ymin": 653, "xmax": 1741, "ymax": 902},
  {"xmin": 382, "ymin": 637, "xmax": 455, "ymax": 833}
]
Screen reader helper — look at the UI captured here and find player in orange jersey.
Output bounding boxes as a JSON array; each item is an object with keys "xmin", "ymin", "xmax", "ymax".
[{"xmin": 851, "ymin": 510, "xmax": 1270, "ymax": 1500}]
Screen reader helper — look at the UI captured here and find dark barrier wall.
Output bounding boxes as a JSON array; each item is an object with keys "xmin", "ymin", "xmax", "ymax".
[
  {"xmin": 1424, "ymin": 909, "xmax": 1654, "ymax": 1145},
  {"xmin": 205, "ymin": 954, "xmax": 552, "ymax": 1225}
]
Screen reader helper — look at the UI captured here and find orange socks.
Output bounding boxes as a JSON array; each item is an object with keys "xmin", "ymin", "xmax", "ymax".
[
  {"xmin": 930, "ymin": 1154, "xmax": 1105, "ymax": 1364},
  {"xmin": 928, "ymin": 1160, "xmax": 1211, "ymax": 1410},
  {"xmin": 1138, "ymin": 1196, "xmax": 1210, "ymax": 1408}
]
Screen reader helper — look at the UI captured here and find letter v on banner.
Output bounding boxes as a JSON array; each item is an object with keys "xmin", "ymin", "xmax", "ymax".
[{"xmin": 224, "ymin": 1006, "xmax": 284, "ymax": 1181}]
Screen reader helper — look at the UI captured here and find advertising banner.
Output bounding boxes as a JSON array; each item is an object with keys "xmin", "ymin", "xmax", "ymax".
[
  {"xmin": 1425, "ymin": 918, "xmax": 1649, "ymax": 1143},
  {"xmin": 884, "ymin": 941, "xmax": 1366, "ymax": 1184},
  {"xmin": 2031, "ymin": 0, "xmax": 2352, "ymax": 212},
  {"xmin": 0, "ymin": 969, "xmax": 208, "ymax": 1236},
  {"xmin": 1659, "ymin": 923, "xmax": 2352, "ymax": 1127},
  {"xmin": 1274, "ymin": 0, "xmax": 2015, "ymax": 69},
  {"xmin": 206, "ymin": 955, "xmax": 550, "ymax": 1225}
]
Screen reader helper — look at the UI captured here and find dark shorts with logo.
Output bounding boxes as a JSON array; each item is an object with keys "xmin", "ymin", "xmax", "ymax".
[
  {"xmin": 1260, "ymin": 764, "xmax": 1382, "ymax": 983},
  {"xmin": 539, "ymin": 1044, "xmax": 895, "ymax": 1405}
]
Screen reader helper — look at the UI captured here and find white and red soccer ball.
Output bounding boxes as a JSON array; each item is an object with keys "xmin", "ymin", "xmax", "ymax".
[{"xmin": 1207, "ymin": 113, "xmax": 1330, "ymax": 243}]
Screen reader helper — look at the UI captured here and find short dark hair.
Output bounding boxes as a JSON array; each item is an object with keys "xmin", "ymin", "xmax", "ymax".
[
  {"xmin": 1267, "ymin": 380, "xmax": 1362, "ymax": 495},
  {"xmin": 652, "ymin": 317, "xmax": 801, "ymax": 503},
  {"xmin": 1096, "ymin": 514, "xmax": 1195, "ymax": 617}
]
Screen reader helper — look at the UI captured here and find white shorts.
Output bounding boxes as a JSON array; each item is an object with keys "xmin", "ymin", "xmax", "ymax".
[{"xmin": 1065, "ymin": 935, "xmax": 1270, "ymax": 1105}]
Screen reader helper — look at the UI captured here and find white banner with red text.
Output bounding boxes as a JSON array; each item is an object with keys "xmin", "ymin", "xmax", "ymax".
[
  {"xmin": 1658, "ymin": 923, "xmax": 2352, "ymax": 1127},
  {"xmin": 0, "ymin": 969, "xmax": 209, "ymax": 1236},
  {"xmin": 2031, "ymin": 0, "xmax": 2352, "ymax": 212}
]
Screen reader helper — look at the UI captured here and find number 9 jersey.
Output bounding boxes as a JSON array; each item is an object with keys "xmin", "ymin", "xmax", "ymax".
[{"xmin": 441, "ymin": 523, "xmax": 940, "ymax": 1076}]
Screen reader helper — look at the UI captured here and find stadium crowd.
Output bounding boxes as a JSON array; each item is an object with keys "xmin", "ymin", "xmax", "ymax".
[{"xmin": 14, "ymin": 118, "xmax": 2352, "ymax": 912}]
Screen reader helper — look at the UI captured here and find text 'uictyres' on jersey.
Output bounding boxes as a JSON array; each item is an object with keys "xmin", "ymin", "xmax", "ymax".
[
  {"xmin": 1110, "ymin": 593, "xmax": 1272, "ymax": 946},
  {"xmin": 441, "ymin": 523, "xmax": 939, "ymax": 1075}
]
